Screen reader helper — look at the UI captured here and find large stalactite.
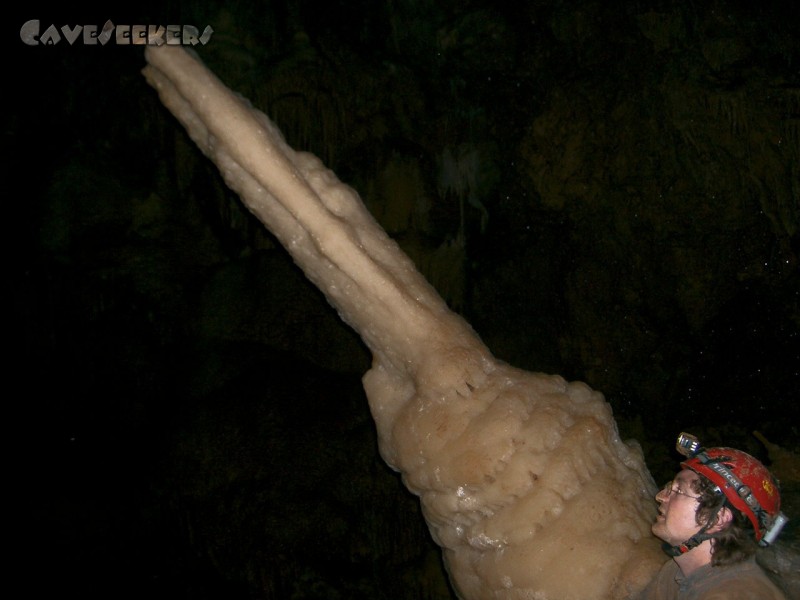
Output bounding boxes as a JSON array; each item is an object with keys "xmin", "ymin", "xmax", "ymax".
[{"xmin": 143, "ymin": 45, "xmax": 664, "ymax": 599}]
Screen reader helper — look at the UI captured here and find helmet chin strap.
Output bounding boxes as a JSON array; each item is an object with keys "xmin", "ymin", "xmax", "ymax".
[{"xmin": 662, "ymin": 528, "xmax": 715, "ymax": 557}]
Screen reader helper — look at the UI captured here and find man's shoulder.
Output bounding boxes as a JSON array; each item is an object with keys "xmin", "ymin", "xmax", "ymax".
[
  {"xmin": 692, "ymin": 558, "xmax": 787, "ymax": 599},
  {"xmin": 636, "ymin": 557, "xmax": 788, "ymax": 600}
]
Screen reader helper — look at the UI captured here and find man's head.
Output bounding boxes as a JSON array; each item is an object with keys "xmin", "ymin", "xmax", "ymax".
[
  {"xmin": 652, "ymin": 432, "xmax": 788, "ymax": 565},
  {"xmin": 679, "ymin": 435, "xmax": 784, "ymax": 544}
]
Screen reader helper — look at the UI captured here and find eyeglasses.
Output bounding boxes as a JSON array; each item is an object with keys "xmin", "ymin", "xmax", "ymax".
[{"xmin": 660, "ymin": 480, "xmax": 701, "ymax": 500}]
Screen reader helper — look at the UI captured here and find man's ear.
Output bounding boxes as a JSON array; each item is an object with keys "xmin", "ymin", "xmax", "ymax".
[{"xmin": 708, "ymin": 506, "xmax": 734, "ymax": 533}]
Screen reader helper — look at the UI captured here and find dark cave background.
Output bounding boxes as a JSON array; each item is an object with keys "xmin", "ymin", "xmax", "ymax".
[{"xmin": 9, "ymin": 1, "xmax": 799, "ymax": 598}]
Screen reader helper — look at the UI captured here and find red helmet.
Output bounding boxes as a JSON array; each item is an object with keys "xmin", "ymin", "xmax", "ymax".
[{"xmin": 681, "ymin": 445, "xmax": 782, "ymax": 542}]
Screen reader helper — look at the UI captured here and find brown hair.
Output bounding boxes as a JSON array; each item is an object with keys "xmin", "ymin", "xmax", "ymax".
[{"xmin": 692, "ymin": 475, "xmax": 757, "ymax": 566}]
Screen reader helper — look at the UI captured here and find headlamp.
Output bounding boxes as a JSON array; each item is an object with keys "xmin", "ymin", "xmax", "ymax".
[{"xmin": 676, "ymin": 432, "xmax": 701, "ymax": 457}]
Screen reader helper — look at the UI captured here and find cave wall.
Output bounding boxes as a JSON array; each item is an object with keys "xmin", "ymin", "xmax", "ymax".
[{"xmin": 12, "ymin": 1, "xmax": 798, "ymax": 598}]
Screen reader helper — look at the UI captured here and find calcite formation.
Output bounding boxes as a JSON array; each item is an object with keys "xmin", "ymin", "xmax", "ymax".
[{"xmin": 143, "ymin": 45, "xmax": 663, "ymax": 599}]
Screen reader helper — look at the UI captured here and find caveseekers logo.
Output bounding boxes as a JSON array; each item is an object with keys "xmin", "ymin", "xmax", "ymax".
[{"xmin": 20, "ymin": 19, "xmax": 213, "ymax": 46}]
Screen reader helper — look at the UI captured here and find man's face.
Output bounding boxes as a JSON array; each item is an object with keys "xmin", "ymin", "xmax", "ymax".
[{"xmin": 652, "ymin": 469, "xmax": 704, "ymax": 546}]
